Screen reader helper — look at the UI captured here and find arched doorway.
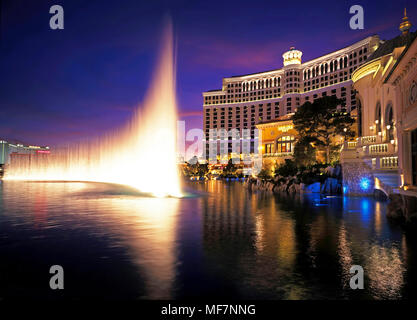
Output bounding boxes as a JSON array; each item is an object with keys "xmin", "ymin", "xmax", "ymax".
[
  {"xmin": 375, "ymin": 102, "xmax": 382, "ymax": 134},
  {"xmin": 385, "ymin": 104, "xmax": 394, "ymax": 141}
]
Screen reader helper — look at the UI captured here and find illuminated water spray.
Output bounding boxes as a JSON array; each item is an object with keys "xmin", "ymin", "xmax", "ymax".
[{"xmin": 4, "ymin": 25, "xmax": 182, "ymax": 198}]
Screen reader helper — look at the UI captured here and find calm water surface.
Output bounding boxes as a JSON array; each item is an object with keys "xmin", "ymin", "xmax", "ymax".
[{"xmin": 0, "ymin": 180, "xmax": 416, "ymax": 300}]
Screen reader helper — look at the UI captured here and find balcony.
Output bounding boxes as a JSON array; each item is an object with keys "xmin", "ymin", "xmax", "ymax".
[
  {"xmin": 380, "ymin": 156, "xmax": 398, "ymax": 169},
  {"xmin": 369, "ymin": 143, "xmax": 389, "ymax": 155},
  {"xmin": 360, "ymin": 135, "xmax": 382, "ymax": 145},
  {"xmin": 346, "ymin": 141, "xmax": 357, "ymax": 149}
]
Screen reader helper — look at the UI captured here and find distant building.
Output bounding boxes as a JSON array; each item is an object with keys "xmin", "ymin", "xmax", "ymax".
[
  {"xmin": 202, "ymin": 35, "xmax": 380, "ymax": 162},
  {"xmin": 0, "ymin": 139, "xmax": 50, "ymax": 167}
]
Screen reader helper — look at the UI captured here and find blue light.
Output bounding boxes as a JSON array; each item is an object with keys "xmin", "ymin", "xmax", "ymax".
[
  {"xmin": 359, "ymin": 177, "xmax": 371, "ymax": 191},
  {"xmin": 343, "ymin": 186, "xmax": 348, "ymax": 194},
  {"xmin": 360, "ymin": 198, "xmax": 371, "ymax": 222}
]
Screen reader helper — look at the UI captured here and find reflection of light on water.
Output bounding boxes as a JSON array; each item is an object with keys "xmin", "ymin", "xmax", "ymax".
[
  {"xmin": 366, "ymin": 244, "xmax": 405, "ymax": 299},
  {"xmin": 2, "ymin": 181, "xmax": 180, "ymax": 299},
  {"xmin": 254, "ymin": 213, "xmax": 265, "ymax": 253},
  {"xmin": 360, "ymin": 198, "xmax": 371, "ymax": 222},
  {"xmin": 94, "ymin": 195, "xmax": 180, "ymax": 299},
  {"xmin": 4, "ymin": 25, "xmax": 181, "ymax": 198},
  {"xmin": 338, "ymin": 224, "xmax": 353, "ymax": 289},
  {"xmin": 374, "ymin": 201, "xmax": 382, "ymax": 236}
]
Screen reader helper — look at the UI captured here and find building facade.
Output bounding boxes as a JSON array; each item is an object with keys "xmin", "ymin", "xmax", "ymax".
[
  {"xmin": 0, "ymin": 139, "xmax": 50, "ymax": 169},
  {"xmin": 203, "ymin": 35, "xmax": 380, "ymax": 162},
  {"xmin": 341, "ymin": 11, "xmax": 416, "ymax": 200},
  {"xmin": 255, "ymin": 114, "xmax": 296, "ymax": 171}
]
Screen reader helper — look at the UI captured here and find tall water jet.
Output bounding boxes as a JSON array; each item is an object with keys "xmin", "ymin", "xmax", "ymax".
[{"xmin": 4, "ymin": 24, "xmax": 182, "ymax": 198}]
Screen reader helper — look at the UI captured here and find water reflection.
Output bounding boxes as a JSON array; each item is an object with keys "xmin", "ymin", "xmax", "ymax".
[
  {"xmin": 0, "ymin": 181, "xmax": 416, "ymax": 300},
  {"xmin": 0, "ymin": 181, "xmax": 179, "ymax": 299}
]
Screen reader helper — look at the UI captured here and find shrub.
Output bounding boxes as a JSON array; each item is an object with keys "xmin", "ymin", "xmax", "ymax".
[{"xmin": 274, "ymin": 159, "xmax": 298, "ymax": 177}]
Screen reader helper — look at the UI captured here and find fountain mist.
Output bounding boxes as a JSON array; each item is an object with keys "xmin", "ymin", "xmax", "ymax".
[{"xmin": 4, "ymin": 25, "xmax": 182, "ymax": 198}]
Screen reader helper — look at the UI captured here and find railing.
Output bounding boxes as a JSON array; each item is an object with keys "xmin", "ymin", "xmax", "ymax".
[
  {"xmin": 361, "ymin": 135, "xmax": 379, "ymax": 145},
  {"xmin": 263, "ymin": 152, "xmax": 294, "ymax": 158},
  {"xmin": 380, "ymin": 156, "xmax": 398, "ymax": 169},
  {"xmin": 347, "ymin": 141, "xmax": 357, "ymax": 149},
  {"xmin": 369, "ymin": 144, "xmax": 389, "ymax": 155}
]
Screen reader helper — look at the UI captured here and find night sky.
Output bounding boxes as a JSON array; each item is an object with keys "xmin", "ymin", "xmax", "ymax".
[{"xmin": 0, "ymin": 0, "xmax": 416, "ymax": 146}]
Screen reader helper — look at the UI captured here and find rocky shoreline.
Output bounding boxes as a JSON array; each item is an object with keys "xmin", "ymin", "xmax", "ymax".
[{"xmin": 244, "ymin": 165, "xmax": 343, "ymax": 195}]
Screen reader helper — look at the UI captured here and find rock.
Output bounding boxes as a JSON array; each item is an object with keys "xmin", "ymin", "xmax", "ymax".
[
  {"xmin": 325, "ymin": 166, "xmax": 334, "ymax": 176},
  {"xmin": 321, "ymin": 177, "xmax": 340, "ymax": 194},
  {"xmin": 387, "ymin": 194, "xmax": 405, "ymax": 220},
  {"xmin": 306, "ymin": 182, "xmax": 321, "ymax": 193},
  {"xmin": 333, "ymin": 165, "xmax": 341, "ymax": 178}
]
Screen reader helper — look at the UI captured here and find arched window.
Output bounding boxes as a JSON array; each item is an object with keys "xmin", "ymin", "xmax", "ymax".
[
  {"xmin": 276, "ymin": 135, "xmax": 295, "ymax": 153},
  {"xmin": 375, "ymin": 102, "xmax": 382, "ymax": 133},
  {"xmin": 344, "ymin": 56, "xmax": 348, "ymax": 68},
  {"xmin": 386, "ymin": 104, "xmax": 394, "ymax": 141},
  {"xmin": 325, "ymin": 63, "xmax": 328, "ymax": 73},
  {"xmin": 321, "ymin": 65, "xmax": 324, "ymax": 74}
]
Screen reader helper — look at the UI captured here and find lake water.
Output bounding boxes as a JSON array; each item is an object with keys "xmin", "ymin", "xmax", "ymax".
[{"xmin": 0, "ymin": 180, "xmax": 416, "ymax": 300}]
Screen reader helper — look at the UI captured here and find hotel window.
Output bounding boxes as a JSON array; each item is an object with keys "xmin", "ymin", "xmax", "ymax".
[
  {"xmin": 276, "ymin": 136, "xmax": 295, "ymax": 153},
  {"xmin": 265, "ymin": 143, "xmax": 274, "ymax": 154}
]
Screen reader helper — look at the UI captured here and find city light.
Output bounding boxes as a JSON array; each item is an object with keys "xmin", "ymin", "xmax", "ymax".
[{"xmin": 359, "ymin": 177, "xmax": 371, "ymax": 191}]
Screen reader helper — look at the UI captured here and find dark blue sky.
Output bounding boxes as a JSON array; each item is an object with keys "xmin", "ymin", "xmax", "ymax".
[{"xmin": 0, "ymin": 0, "xmax": 416, "ymax": 146}]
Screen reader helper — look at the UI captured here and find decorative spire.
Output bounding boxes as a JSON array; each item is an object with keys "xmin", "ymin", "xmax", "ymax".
[{"xmin": 399, "ymin": 8, "xmax": 412, "ymax": 35}]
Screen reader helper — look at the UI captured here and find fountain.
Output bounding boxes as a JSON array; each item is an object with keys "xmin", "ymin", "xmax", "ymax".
[{"xmin": 4, "ymin": 24, "xmax": 182, "ymax": 198}]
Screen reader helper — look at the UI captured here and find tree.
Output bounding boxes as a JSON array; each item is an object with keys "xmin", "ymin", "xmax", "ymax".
[
  {"xmin": 197, "ymin": 163, "xmax": 209, "ymax": 177},
  {"xmin": 292, "ymin": 96, "xmax": 355, "ymax": 164},
  {"xmin": 257, "ymin": 168, "xmax": 273, "ymax": 180},
  {"xmin": 274, "ymin": 159, "xmax": 298, "ymax": 177},
  {"xmin": 293, "ymin": 136, "xmax": 316, "ymax": 167},
  {"xmin": 182, "ymin": 156, "xmax": 209, "ymax": 178},
  {"xmin": 222, "ymin": 159, "xmax": 237, "ymax": 177}
]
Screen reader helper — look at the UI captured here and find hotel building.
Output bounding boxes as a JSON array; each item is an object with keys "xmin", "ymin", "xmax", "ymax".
[
  {"xmin": 202, "ymin": 35, "xmax": 380, "ymax": 162},
  {"xmin": 0, "ymin": 139, "xmax": 50, "ymax": 177},
  {"xmin": 341, "ymin": 10, "xmax": 417, "ymax": 206}
]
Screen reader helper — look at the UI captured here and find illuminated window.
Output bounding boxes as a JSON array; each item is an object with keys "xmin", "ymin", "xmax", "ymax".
[
  {"xmin": 276, "ymin": 135, "xmax": 295, "ymax": 153},
  {"xmin": 265, "ymin": 143, "xmax": 274, "ymax": 154}
]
